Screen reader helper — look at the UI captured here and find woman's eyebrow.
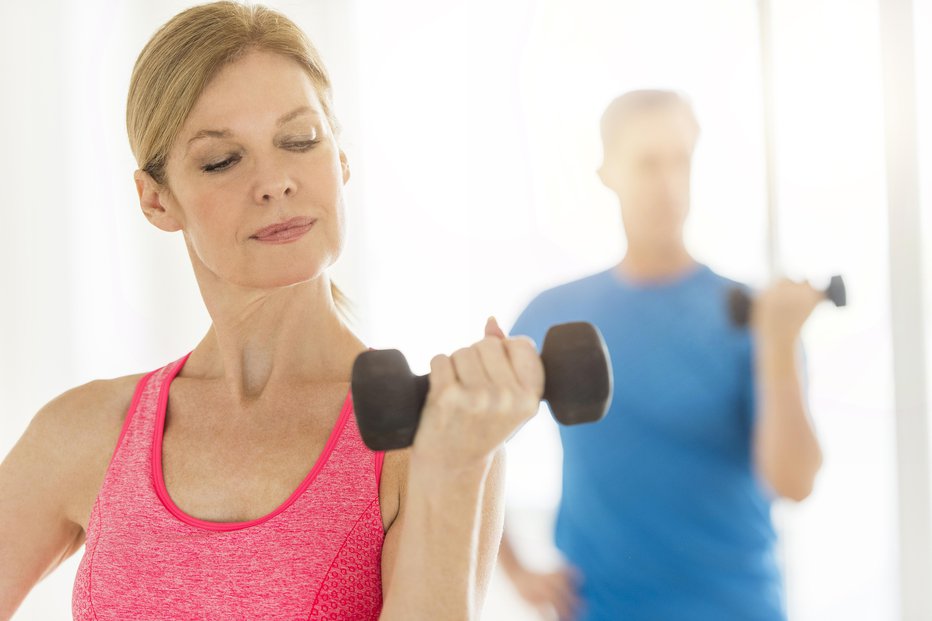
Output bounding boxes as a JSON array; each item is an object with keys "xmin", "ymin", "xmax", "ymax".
[
  {"xmin": 276, "ymin": 105, "xmax": 315, "ymax": 126},
  {"xmin": 185, "ymin": 106, "xmax": 318, "ymax": 153},
  {"xmin": 186, "ymin": 128, "xmax": 232, "ymax": 152}
]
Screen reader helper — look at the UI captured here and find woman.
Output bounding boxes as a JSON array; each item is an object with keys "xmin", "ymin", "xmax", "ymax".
[{"xmin": 0, "ymin": 3, "xmax": 544, "ymax": 619}]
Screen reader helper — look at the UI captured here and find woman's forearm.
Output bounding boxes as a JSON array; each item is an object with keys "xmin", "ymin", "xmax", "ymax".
[
  {"xmin": 753, "ymin": 337, "xmax": 824, "ymax": 501},
  {"xmin": 379, "ymin": 455, "xmax": 495, "ymax": 621}
]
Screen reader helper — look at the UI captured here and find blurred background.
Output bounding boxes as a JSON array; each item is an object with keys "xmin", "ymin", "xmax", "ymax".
[{"xmin": 1, "ymin": 0, "xmax": 930, "ymax": 619}]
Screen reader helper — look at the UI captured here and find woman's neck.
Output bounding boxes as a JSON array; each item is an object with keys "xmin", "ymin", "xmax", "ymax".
[{"xmin": 184, "ymin": 274, "xmax": 365, "ymax": 406}]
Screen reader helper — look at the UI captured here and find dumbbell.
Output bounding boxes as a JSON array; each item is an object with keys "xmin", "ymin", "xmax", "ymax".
[
  {"xmin": 728, "ymin": 274, "xmax": 847, "ymax": 327},
  {"xmin": 351, "ymin": 321, "xmax": 614, "ymax": 451}
]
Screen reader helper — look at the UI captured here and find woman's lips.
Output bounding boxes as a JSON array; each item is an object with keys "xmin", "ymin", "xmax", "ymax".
[
  {"xmin": 252, "ymin": 216, "xmax": 316, "ymax": 237},
  {"xmin": 252, "ymin": 220, "xmax": 315, "ymax": 243}
]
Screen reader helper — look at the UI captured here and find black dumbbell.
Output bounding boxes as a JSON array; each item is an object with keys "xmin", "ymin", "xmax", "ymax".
[
  {"xmin": 728, "ymin": 274, "xmax": 847, "ymax": 327},
  {"xmin": 351, "ymin": 321, "xmax": 614, "ymax": 451}
]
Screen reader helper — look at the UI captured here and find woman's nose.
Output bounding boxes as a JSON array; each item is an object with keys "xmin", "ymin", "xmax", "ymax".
[
  {"xmin": 260, "ymin": 182, "xmax": 294, "ymax": 202},
  {"xmin": 256, "ymin": 180, "xmax": 294, "ymax": 203},
  {"xmin": 253, "ymin": 158, "xmax": 296, "ymax": 203}
]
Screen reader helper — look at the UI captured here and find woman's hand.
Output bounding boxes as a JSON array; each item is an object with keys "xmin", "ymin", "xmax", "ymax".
[
  {"xmin": 751, "ymin": 277, "xmax": 824, "ymax": 345},
  {"xmin": 411, "ymin": 316, "xmax": 545, "ymax": 473}
]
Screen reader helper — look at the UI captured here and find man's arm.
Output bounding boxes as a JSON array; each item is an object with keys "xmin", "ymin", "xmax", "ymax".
[{"xmin": 751, "ymin": 279, "xmax": 825, "ymax": 501}]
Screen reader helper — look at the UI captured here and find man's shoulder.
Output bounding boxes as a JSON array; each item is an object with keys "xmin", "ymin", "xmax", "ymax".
[
  {"xmin": 509, "ymin": 269, "xmax": 613, "ymax": 343},
  {"xmin": 524, "ymin": 268, "xmax": 614, "ymax": 309},
  {"xmin": 694, "ymin": 264, "xmax": 759, "ymax": 299}
]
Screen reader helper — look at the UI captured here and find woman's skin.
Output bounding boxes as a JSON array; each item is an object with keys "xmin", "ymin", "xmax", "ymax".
[{"xmin": 0, "ymin": 49, "xmax": 543, "ymax": 621}]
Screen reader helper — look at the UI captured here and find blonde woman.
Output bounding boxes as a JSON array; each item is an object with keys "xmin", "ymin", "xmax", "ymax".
[{"xmin": 0, "ymin": 3, "xmax": 543, "ymax": 619}]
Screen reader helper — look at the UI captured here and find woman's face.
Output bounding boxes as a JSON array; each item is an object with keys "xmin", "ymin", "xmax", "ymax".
[{"xmin": 146, "ymin": 49, "xmax": 349, "ymax": 289}]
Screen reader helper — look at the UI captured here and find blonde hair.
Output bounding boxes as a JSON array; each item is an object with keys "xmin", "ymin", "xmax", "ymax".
[{"xmin": 127, "ymin": 0, "xmax": 350, "ymax": 314}]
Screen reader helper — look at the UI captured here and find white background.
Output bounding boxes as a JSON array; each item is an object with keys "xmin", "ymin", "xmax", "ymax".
[{"xmin": 1, "ymin": 1, "xmax": 929, "ymax": 619}]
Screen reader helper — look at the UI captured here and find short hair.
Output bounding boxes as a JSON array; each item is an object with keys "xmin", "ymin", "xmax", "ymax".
[{"xmin": 599, "ymin": 89, "xmax": 700, "ymax": 157}]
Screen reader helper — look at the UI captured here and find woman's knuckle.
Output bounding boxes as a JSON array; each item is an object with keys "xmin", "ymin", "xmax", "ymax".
[
  {"xmin": 434, "ymin": 385, "xmax": 460, "ymax": 409},
  {"xmin": 478, "ymin": 335, "xmax": 499, "ymax": 349},
  {"xmin": 489, "ymin": 387, "xmax": 511, "ymax": 412},
  {"xmin": 520, "ymin": 392, "xmax": 539, "ymax": 414},
  {"xmin": 481, "ymin": 389, "xmax": 497, "ymax": 410}
]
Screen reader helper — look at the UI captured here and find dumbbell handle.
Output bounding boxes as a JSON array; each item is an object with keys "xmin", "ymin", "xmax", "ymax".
[
  {"xmin": 394, "ymin": 339, "xmax": 611, "ymax": 422},
  {"xmin": 729, "ymin": 274, "xmax": 846, "ymax": 327}
]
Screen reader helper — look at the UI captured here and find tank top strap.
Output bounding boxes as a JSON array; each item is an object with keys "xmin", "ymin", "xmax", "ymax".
[{"xmin": 108, "ymin": 353, "xmax": 190, "ymax": 474}]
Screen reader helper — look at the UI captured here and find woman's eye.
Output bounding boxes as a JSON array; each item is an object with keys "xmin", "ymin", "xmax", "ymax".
[
  {"xmin": 199, "ymin": 139, "xmax": 319, "ymax": 173},
  {"xmin": 202, "ymin": 154, "xmax": 240, "ymax": 173},
  {"xmin": 285, "ymin": 138, "xmax": 321, "ymax": 151}
]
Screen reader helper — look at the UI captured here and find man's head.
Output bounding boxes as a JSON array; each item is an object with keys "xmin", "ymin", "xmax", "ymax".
[{"xmin": 597, "ymin": 90, "xmax": 700, "ymax": 252}]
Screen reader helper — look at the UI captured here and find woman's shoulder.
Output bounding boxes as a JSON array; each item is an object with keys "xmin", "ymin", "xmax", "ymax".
[
  {"xmin": 28, "ymin": 372, "xmax": 150, "ymax": 529},
  {"xmin": 35, "ymin": 372, "xmax": 148, "ymax": 443}
]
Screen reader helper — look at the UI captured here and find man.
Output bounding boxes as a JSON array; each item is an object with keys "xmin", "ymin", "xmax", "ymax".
[{"xmin": 499, "ymin": 90, "xmax": 824, "ymax": 621}]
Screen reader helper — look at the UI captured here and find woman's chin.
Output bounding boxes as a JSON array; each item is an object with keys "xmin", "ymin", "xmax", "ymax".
[{"xmin": 227, "ymin": 266, "xmax": 327, "ymax": 290}]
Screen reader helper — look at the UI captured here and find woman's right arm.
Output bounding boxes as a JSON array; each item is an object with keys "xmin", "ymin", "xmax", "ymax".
[
  {"xmin": 378, "ymin": 317, "xmax": 544, "ymax": 620},
  {"xmin": 0, "ymin": 379, "xmax": 127, "ymax": 620}
]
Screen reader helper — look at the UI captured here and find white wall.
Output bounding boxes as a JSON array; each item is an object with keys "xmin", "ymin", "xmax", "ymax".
[{"xmin": 766, "ymin": 1, "xmax": 899, "ymax": 617}]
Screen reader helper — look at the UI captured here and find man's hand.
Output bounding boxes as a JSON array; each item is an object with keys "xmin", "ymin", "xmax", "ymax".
[
  {"xmin": 508, "ymin": 563, "xmax": 582, "ymax": 621},
  {"xmin": 751, "ymin": 277, "xmax": 824, "ymax": 345}
]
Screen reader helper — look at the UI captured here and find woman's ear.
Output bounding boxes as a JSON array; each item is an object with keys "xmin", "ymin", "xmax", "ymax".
[
  {"xmin": 134, "ymin": 169, "xmax": 182, "ymax": 232},
  {"xmin": 339, "ymin": 150, "xmax": 350, "ymax": 185}
]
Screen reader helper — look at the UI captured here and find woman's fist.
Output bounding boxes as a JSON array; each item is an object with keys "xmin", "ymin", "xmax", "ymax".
[{"xmin": 411, "ymin": 317, "xmax": 545, "ymax": 471}]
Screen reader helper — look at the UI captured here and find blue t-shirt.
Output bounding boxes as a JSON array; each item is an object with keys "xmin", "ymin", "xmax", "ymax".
[{"xmin": 509, "ymin": 262, "xmax": 788, "ymax": 621}]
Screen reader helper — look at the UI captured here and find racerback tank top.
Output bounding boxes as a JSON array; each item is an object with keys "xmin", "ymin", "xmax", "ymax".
[{"xmin": 71, "ymin": 350, "xmax": 386, "ymax": 620}]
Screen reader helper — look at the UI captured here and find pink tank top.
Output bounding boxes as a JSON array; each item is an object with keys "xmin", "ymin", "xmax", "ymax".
[{"xmin": 72, "ymin": 351, "xmax": 386, "ymax": 620}]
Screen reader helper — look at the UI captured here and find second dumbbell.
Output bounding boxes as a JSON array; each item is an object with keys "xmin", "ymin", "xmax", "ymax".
[{"xmin": 728, "ymin": 274, "xmax": 847, "ymax": 327}]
